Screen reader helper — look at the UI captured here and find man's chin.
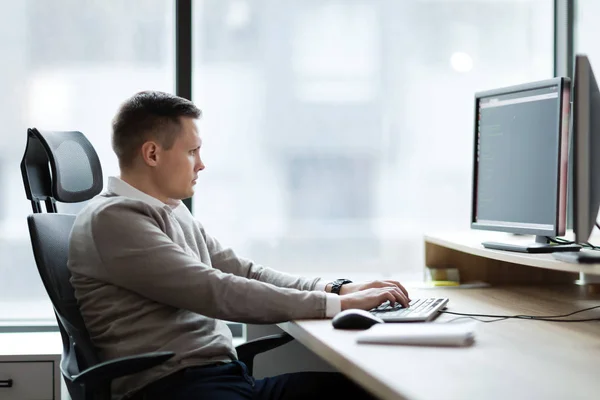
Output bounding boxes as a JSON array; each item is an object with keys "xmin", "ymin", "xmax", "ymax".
[{"xmin": 171, "ymin": 189, "xmax": 195, "ymax": 201}]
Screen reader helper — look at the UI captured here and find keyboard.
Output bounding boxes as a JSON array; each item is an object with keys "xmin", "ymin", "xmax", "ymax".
[{"xmin": 370, "ymin": 298, "xmax": 449, "ymax": 322}]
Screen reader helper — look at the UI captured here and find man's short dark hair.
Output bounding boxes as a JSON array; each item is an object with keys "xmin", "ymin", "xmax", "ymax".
[{"xmin": 112, "ymin": 91, "xmax": 202, "ymax": 169}]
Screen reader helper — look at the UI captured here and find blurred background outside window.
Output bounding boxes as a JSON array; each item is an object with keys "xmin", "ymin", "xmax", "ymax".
[
  {"xmin": 191, "ymin": 0, "xmax": 553, "ymax": 278},
  {"xmin": 0, "ymin": 0, "xmax": 556, "ymax": 323},
  {"xmin": 0, "ymin": 0, "xmax": 174, "ymax": 322},
  {"xmin": 576, "ymin": 1, "xmax": 600, "ymax": 69}
]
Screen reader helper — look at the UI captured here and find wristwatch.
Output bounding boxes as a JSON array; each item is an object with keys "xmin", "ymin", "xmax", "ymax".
[{"xmin": 330, "ymin": 279, "xmax": 353, "ymax": 295}]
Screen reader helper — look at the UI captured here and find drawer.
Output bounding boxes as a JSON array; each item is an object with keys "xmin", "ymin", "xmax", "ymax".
[{"xmin": 0, "ymin": 361, "xmax": 55, "ymax": 400}]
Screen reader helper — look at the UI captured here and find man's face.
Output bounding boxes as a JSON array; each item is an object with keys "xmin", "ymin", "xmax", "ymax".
[{"xmin": 155, "ymin": 117, "xmax": 204, "ymax": 200}]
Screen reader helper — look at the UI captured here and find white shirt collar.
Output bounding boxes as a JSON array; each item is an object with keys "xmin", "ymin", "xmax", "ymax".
[{"xmin": 107, "ymin": 176, "xmax": 181, "ymax": 209}]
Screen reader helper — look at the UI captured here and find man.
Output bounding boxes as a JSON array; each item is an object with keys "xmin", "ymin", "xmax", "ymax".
[{"xmin": 68, "ymin": 91, "xmax": 410, "ymax": 399}]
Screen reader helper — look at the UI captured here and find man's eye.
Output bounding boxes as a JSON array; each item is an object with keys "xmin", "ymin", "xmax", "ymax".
[{"xmin": 190, "ymin": 150, "xmax": 197, "ymax": 155}]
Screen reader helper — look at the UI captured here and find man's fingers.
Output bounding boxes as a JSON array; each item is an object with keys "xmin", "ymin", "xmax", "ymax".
[
  {"xmin": 383, "ymin": 280, "xmax": 410, "ymax": 299},
  {"xmin": 384, "ymin": 287, "xmax": 409, "ymax": 308},
  {"xmin": 380, "ymin": 291, "xmax": 396, "ymax": 307},
  {"xmin": 366, "ymin": 287, "xmax": 409, "ymax": 309},
  {"xmin": 368, "ymin": 280, "xmax": 410, "ymax": 301}
]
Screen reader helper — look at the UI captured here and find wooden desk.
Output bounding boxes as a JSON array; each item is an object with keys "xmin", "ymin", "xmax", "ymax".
[
  {"xmin": 279, "ymin": 233, "xmax": 600, "ymax": 400},
  {"xmin": 280, "ymin": 286, "xmax": 600, "ymax": 400},
  {"xmin": 424, "ymin": 231, "xmax": 600, "ymax": 283}
]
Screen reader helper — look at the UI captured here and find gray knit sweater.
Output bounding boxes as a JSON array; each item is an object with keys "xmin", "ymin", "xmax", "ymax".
[{"xmin": 67, "ymin": 185, "xmax": 330, "ymax": 397}]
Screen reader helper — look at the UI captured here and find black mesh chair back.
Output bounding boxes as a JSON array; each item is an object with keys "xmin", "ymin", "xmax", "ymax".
[
  {"xmin": 21, "ymin": 128, "xmax": 103, "ymax": 398},
  {"xmin": 21, "ymin": 128, "xmax": 103, "ymax": 212}
]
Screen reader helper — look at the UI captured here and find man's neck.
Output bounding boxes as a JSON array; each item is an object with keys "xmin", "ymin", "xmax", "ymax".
[{"xmin": 119, "ymin": 171, "xmax": 170, "ymax": 205}]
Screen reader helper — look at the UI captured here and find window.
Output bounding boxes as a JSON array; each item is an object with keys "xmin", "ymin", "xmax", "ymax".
[
  {"xmin": 1, "ymin": 0, "xmax": 554, "ymax": 324},
  {"xmin": 192, "ymin": 0, "xmax": 553, "ymax": 277},
  {"xmin": 0, "ymin": 0, "xmax": 174, "ymax": 323}
]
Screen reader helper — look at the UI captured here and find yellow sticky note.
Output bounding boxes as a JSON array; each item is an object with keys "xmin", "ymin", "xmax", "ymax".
[{"xmin": 431, "ymin": 280, "xmax": 460, "ymax": 287}]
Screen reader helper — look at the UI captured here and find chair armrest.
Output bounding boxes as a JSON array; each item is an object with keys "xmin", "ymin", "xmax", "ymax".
[
  {"xmin": 69, "ymin": 351, "xmax": 174, "ymax": 388},
  {"xmin": 235, "ymin": 332, "xmax": 294, "ymax": 375}
]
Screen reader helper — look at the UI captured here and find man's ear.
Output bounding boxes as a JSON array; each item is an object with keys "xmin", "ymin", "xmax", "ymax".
[{"xmin": 140, "ymin": 141, "xmax": 160, "ymax": 167}]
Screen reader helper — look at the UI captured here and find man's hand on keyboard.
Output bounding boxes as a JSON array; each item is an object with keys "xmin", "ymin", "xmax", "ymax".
[
  {"xmin": 340, "ymin": 287, "xmax": 410, "ymax": 311},
  {"xmin": 339, "ymin": 280, "xmax": 410, "ymax": 300}
]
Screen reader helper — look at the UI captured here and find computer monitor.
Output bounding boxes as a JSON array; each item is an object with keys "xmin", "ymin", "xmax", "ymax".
[
  {"xmin": 572, "ymin": 55, "xmax": 600, "ymax": 244},
  {"xmin": 553, "ymin": 55, "xmax": 600, "ymax": 265},
  {"xmin": 471, "ymin": 77, "xmax": 580, "ymax": 253}
]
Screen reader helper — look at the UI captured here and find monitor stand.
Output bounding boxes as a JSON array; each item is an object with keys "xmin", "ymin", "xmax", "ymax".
[{"xmin": 482, "ymin": 235, "xmax": 581, "ymax": 253}]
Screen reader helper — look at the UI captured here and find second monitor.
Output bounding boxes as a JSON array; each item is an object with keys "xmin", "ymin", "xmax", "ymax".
[{"xmin": 471, "ymin": 77, "xmax": 580, "ymax": 253}]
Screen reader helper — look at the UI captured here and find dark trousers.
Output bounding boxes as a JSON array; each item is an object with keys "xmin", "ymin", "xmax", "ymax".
[{"xmin": 134, "ymin": 361, "xmax": 376, "ymax": 400}]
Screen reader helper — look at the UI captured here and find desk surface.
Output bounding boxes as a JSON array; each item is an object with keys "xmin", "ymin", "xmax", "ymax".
[
  {"xmin": 280, "ymin": 286, "xmax": 600, "ymax": 400},
  {"xmin": 426, "ymin": 231, "xmax": 600, "ymax": 274}
]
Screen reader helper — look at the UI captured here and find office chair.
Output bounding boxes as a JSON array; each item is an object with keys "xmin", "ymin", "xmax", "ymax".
[{"xmin": 20, "ymin": 128, "xmax": 293, "ymax": 400}]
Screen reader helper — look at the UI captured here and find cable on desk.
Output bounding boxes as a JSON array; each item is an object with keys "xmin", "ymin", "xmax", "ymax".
[
  {"xmin": 546, "ymin": 236, "xmax": 599, "ymax": 250},
  {"xmin": 445, "ymin": 315, "xmax": 510, "ymax": 324},
  {"xmin": 441, "ymin": 304, "xmax": 600, "ymax": 323},
  {"xmin": 585, "ymin": 242, "xmax": 600, "ymax": 250},
  {"xmin": 547, "ymin": 236, "xmax": 576, "ymax": 245}
]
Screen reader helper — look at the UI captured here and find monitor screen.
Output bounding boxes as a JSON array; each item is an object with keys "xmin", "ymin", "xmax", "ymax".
[{"xmin": 472, "ymin": 78, "xmax": 570, "ymax": 236}]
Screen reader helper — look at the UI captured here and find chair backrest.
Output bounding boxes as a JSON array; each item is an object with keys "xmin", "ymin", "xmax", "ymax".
[
  {"xmin": 27, "ymin": 214, "xmax": 98, "ymax": 371},
  {"xmin": 21, "ymin": 128, "xmax": 104, "ymax": 396},
  {"xmin": 21, "ymin": 128, "xmax": 103, "ymax": 212}
]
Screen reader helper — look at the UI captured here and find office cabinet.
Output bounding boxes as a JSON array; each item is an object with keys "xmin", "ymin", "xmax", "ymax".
[{"xmin": 0, "ymin": 332, "xmax": 61, "ymax": 400}]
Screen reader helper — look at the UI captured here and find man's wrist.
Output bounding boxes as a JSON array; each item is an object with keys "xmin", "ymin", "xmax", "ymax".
[{"xmin": 330, "ymin": 279, "xmax": 353, "ymax": 295}]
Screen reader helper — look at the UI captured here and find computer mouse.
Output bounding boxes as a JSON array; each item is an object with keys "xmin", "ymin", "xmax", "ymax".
[{"xmin": 332, "ymin": 309, "xmax": 384, "ymax": 330}]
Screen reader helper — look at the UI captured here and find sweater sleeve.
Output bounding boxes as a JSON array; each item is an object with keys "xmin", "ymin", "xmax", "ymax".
[
  {"xmin": 201, "ymin": 230, "xmax": 325, "ymax": 291},
  {"xmin": 89, "ymin": 203, "xmax": 327, "ymax": 323}
]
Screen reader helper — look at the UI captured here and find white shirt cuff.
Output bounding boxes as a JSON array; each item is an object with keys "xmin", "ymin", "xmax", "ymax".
[
  {"xmin": 325, "ymin": 293, "xmax": 342, "ymax": 318},
  {"xmin": 314, "ymin": 279, "xmax": 329, "ymax": 292}
]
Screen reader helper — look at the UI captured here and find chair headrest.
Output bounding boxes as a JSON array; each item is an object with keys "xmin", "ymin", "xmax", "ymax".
[{"xmin": 21, "ymin": 128, "xmax": 103, "ymax": 204}]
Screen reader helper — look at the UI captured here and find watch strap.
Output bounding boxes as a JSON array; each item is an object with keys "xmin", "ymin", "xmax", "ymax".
[{"xmin": 330, "ymin": 278, "xmax": 353, "ymax": 295}]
